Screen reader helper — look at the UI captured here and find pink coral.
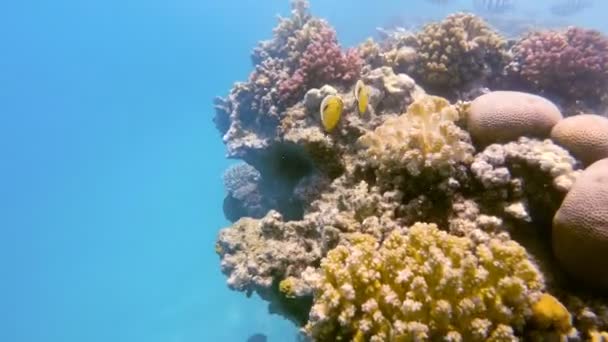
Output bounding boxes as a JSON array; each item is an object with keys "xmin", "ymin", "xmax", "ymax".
[
  {"xmin": 277, "ymin": 23, "xmax": 362, "ymax": 106},
  {"xmin": 508, "ymin": 27, "xmax": 608, "ymax": 101}
]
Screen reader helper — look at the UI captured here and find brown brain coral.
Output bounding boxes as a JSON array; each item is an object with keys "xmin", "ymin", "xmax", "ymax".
[
  {"xmin": 550, "ymin": 114, "xmax": 608, "ymax": 166},
  {"xmin": 552, "ymin": 158, "xmax": 608, "ymax": 293},
  {"xmin": 467, "ymin": 91, "xmax": 563, "ymax": 146}
]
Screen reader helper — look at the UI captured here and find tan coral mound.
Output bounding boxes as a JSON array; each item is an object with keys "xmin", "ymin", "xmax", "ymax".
[
  {"xmin": 551, "ymin": 114, "xmax": 608, "ymax": 166},
  {"xmin": 553, "ymin": 158, "xmax": 608, "ymax": 293},
  {"xmin": 468, "ymin": 91, "xmax": 563, "ymax": 146},
  {"xmin": 358, "ymin": 95, "xmax": 474, "ymax": 176}
]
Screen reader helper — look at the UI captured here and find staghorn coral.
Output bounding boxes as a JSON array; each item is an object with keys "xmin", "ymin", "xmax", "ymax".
[
  {"xmin": 411, "ymin": 13, "xmax": 509, "ymax": 90},
  {"xmin": 507, "ymin": 27, "xmax": 608, "ymax": 107},
  {"xmin": 305, "ymin": 223, "xmax": 547, "ymax": 341}
]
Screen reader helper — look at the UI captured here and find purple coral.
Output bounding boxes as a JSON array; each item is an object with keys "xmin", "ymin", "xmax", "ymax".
[
  {"xmin": 508, "ymin": 27, "xmax": 608, "ymax": 101},
  {"xmin": 277, "ymin": 23, "xmax": 362, "ymax": 106}
]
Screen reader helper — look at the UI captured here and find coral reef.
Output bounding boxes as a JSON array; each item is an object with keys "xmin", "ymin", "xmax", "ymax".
[
  {"xmin": 214, "ymin": 0, "xmax": 361, "ymax": 160},
  {"xmin": 212, "ymin": 1, "xmax": 608, "ymax": 340},
  {"xmin": 507, "ymin": 27, "xmax": 608, "ymax": 112}
]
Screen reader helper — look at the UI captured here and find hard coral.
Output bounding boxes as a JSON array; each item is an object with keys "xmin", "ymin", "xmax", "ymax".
[
  {"xmin": 471, "ymin": 137, "xmax": 580, "ymax": 225},
  {"xmin": 412, "ymin": 13, "xmax": 508, "ymax": 90},
  {"xmin": 222, "ymin": 163, "xmax": 266, "ymax": 221},
  {"xmin": 215, "ymin": 0, "xmax": 361, "ymax": 159},
  {"xmin": 216, "ymin": 211, "xmax": 321, "ymax": 294},
  {"xmin": 508, "ymin": 27, "xmax": 608, "ymax": 103},
  {"xmin": 467, "ymin": 91, "xmax": 563, "ymax": 147},
  {"xmin": 550, "ymin": 114, "xmax": 608, "ymax": 166},
  {"xmin": 305, "ymin": 223, "xmax": 546, "ymax": 341},
  {"xmin": 277, "ymin": 20, "xmax": 362, "ymax": 106},
  {"xmin": 358, "ymin": 95, "xmax": 474, "ymax": 178},
  {"xmin": 553, "ymin": 158, "xmax": 608, "ymax": 293}
]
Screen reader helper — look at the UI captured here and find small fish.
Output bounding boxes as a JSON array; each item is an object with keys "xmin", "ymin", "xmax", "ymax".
[
  {"xmin": 354, "ymin": 80, "xmax": 370, "ymax": 115},
  {"xmin": 473, "ymin": 0, "xmax": 515, "ymax": 13},
  {"xmin": 320, "ymin": 94, "xmax": 344, "ymax": 132},
  {"xmin": 246, "ymin": 333, "xmax": 267, "ymax": 342},
  {"xmin": 550, "ymin": 0, "xmax": 592, "ymax": 16}
]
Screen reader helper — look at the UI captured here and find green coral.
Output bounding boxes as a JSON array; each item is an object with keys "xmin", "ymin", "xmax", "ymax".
[{"xmin": 305, "ymin": 223, "xmax": 547, "ymax": 341}]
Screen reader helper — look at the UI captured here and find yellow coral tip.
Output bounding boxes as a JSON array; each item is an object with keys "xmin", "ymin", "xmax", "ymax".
[{"xmin": 531, "ymin": 293, "xmax": 572, "ymax": 333}]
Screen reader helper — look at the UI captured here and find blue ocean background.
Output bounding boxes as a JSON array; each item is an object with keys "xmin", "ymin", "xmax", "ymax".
[{"xmin": 2, "ymin": 1, "xmax": 608, "ymax": 341}]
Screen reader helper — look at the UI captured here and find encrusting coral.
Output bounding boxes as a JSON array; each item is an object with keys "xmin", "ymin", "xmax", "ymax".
[{"xmin": 213, "ymin": 1, "xmax": 608, "ymax": 340}]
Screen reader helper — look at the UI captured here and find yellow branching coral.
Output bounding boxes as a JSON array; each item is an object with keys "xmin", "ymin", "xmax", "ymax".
[
  {"xmin": 358, "ymin": 95, "xmax": 474, "ymax": 176},
  {"xmin": 305, "ymin": 223, "xmax": 547, "ymax": 341},
  {"xmin": 413, "ymin": 13, "xmax": 508, "ymax": 88},
  {"xmin": 531, "ymin": 293, "xmax": 572, "ymax": 333}
]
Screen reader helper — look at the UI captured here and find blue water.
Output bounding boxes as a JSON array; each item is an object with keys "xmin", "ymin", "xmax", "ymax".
[{"xmin": 2, "ymin": 1, "xmax": 608, "ymax": 342}]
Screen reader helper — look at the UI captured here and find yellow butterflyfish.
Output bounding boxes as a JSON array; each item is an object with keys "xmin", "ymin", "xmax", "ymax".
[
  {"xmin": 354, "ymin": 80, "xmax": 369, "ymax": 115},
  {"xmin": 320, "ymin": 94, "xmax": 343, "ymax": 132}
]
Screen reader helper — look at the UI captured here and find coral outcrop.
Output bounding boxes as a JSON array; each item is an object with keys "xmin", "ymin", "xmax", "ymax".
[
  {"xmin": 471, "ymin": 137, "xmax": 580, "ymax": 225},
  {"xmin": 411, "ymin": 13, "xmax": 508, "ymax": 91},
  {"xmin": 553, "ymin": 158, "xmax": 608, "ymax": 292},
  {"xmin": 214, "ymin": 0, "xmax": 361, "ymax": 160},
  {"xmin": 507, "ymin": 27, "xmax": 608, "ymax": 113},
  {"xmin": 212, "ymin": 1, "xmax": 608, "ymax": 340},
  {"xmin": 357, "ymin": 95, "xmax": 474, "ymax": 179},
  {"xmin": 305, "ymin": 223, "xmax": 546, "ymax": 341},
  {"xmin": 551, "ymin": 114, "xmax": 608, "ymax": 166},
  {"xmin": 467, "ymin": 91, "xmax": 563, "ymax": 147}
]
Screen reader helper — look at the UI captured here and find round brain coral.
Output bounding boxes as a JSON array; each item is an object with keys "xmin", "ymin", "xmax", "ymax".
[
  {"xmin": 467, "ymin": 91, "xmax": 563, "ymax": 146},
  {"xmin": 553, "ymin": 158, "xmax": 608, "ymax": 293},
  {"xmin": 305, "ymin": 223, "xmax": 546, "ymax": 341},
  {"xmin": 550, "ymin": 114, "xmax": 608, "ymax": 166}
]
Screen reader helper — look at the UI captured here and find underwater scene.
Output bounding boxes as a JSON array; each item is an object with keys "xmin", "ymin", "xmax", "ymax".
[{"xmin": 3, "ymin": 0, "xmax": 608, "ymax": 342}]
